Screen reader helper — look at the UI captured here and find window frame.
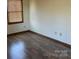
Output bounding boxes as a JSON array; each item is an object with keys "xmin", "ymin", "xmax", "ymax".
[{"xmin": 8, "ymin": 0, "xmax": 24, "ymax": 24}]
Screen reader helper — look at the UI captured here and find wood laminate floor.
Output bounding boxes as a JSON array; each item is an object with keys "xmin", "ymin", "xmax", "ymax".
[{"xmin": 7, "ymin": 31, "xmax": 71, "ymax": 59}]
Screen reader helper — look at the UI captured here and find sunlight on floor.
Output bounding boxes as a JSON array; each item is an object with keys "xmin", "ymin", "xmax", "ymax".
[{"xmin": 10, "ymin": 41, "xmax": 27, "ymax": 59}]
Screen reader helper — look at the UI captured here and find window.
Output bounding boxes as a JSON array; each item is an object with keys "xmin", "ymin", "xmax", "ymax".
[{"xmin": 8, "ymin": 0, "xmax": 23, "ymax": 24}]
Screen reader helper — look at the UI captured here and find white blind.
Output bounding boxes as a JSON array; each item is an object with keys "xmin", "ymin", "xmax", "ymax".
[{"xmin": 8, "ymin": 0, "xmax": 23, "ymax": 23}]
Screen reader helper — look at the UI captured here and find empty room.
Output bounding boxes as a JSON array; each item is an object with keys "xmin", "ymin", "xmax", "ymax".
[{"xmin": 7, "ymin": 0, "xmax": 71, "ymax": 59}]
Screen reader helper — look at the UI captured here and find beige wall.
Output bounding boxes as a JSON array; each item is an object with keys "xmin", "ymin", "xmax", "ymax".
[
  {"xmin": 30, "ymin": 0, "xmax": 71, "ymax": 44},
  {"xmin": 7, "ymin": 0, "xmax": 30, "ymax": 34}
]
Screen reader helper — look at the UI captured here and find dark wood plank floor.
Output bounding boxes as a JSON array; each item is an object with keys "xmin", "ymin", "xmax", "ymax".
[{"xmin": 7, "ymin": 31, "xmax": 71, "ymax": 59}]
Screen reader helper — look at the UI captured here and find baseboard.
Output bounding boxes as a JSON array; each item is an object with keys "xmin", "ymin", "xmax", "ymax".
[
  {"xmin": 7, "ymin": 30, "xmax": 30, "ymax": 36},
  {"xmin": 29, "ymin": 30, "xmax": 71, "ymax": 48}
]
